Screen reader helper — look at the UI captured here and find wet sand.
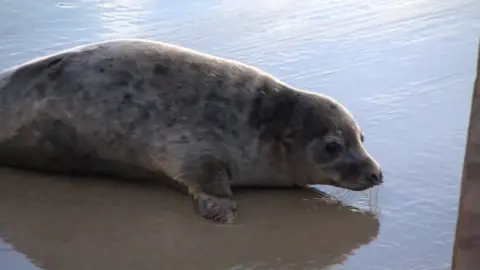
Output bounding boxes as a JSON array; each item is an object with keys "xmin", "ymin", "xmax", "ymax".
[{"xmin": 0, "ymin": 168, "xmax": 379, "ymax": 270}]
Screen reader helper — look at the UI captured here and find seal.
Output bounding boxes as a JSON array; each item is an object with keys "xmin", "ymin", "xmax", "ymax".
[{"xmin": 0, "ymin": 39, "xmax": 383, "ymax": 223}]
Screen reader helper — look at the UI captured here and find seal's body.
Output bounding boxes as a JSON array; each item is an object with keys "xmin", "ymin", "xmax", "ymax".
[{"xmin": 0, "ymin": 39, "xmax": 383, "ymax": 223}]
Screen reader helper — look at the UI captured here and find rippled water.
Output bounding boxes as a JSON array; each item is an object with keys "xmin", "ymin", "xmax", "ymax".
[{"xmin": 0, "ymin": 0, "xmax": 479, "ymax": 269}]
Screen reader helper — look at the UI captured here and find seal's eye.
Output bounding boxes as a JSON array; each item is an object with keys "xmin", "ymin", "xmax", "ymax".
[{"xmin": 324, "ymin": 142, "xmax": 343, "ymax": 155}]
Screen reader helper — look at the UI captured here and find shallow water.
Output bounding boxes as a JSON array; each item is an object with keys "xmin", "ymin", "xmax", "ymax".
[{"xmin": 0, "ymin": 0, "xmax": 479, "ymax": 269}]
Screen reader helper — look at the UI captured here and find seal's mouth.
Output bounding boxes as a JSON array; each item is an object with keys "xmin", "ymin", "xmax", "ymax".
[{"xmin": 326, "ymin": 179, "xmax": 376, "ymax": 192}]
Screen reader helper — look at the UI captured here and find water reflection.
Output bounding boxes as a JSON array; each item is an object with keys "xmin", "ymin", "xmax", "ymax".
[{"xmin": 0, "ymin": 168, "xmax": 379, "ymax": 270}]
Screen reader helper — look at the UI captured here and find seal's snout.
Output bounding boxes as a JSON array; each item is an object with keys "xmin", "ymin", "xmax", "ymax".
[{"xmin": 365, "ymin": 170, "xmax": 383, "ymax": 186}]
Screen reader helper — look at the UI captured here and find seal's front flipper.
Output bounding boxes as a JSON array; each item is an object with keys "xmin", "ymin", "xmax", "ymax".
[
  {"xmin": 193, "ymin": 192, "xmax": 237, "ymax": 223},
  {"xmin": 178, "ymin": 155, "xmax": 238, "ymax": 223}
]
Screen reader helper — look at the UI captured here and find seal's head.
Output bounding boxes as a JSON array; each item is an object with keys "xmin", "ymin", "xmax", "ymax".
[
  {"xmin": 294, "ymin": 92, "xmax": 383, "ymax": 191},
  {"xmin": 251, "ymin": 86, "xmax": 383, "ymax": 191}
]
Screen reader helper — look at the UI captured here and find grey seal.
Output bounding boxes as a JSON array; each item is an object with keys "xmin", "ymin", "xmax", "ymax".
[{"xmin": 0, "ymin": 39, "xmax": 383, "ymax": 223}]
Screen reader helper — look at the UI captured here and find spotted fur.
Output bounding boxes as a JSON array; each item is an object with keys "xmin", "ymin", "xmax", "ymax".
[{"xmin": 0, "ymin": 39, "xmax": 382, "ymax": 223}]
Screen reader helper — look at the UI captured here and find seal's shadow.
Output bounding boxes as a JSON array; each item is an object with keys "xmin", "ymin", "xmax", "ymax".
[{"xmin": 0, "ymin": 167, "xmax": 380, "ymax": 270}]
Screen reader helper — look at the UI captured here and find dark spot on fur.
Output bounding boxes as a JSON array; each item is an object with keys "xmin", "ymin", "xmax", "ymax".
[
  {"xmin": 35, "ymin": 82, "xmax": 47, "ymax": 97},
  {"xmin": 44, "ymin": 57, "xmax": 71, "ymax": 81},
  {"xmin": 116, "ymin": 80, "xmax": 129, "ymax": 87},
  {"xmin": 212, "ymin": 132, "xmax": 224, "ymax": 141},
  {"xmin": 118, "ymin": 93, "xmax": 135, "ymax": 112},
  {"xmin": 216, "ymin": 78, "xmax": 224, "ymax": 88},
  {"xmin": 140, "ymin": 108, "xmax": 151, "ymax": 120},
  {"xmin": 202, "ymin": 103, "xmax": 227, "ymax": 129},
  {"xmin": 134, "ymin": 80, "xmax": 145, "ymax": 93},
  {"xmin": 190, "ymin": 62, "xmax": 202, "ymax": 72},
  {"xmin": 206, "ymin": 91, "xmax": 229, "ymax": 104},
  {"xmin": 249, "ymin": 95, "xmax": 264, "ymax": 130},
  {"xmin": 130, "ymin": 105, "xmax": 154, "ymax": 129},
  {"xmin": 234, "ymin": 76, "xmax": 248, "ymax": 89},
  {"xmin": 233, "ymin": 96, "xmax": 245, "ymax": 111},
  {"xmin": 248, "ymin": 80, "xmax": 274, "ymax": 129},
  {"xmin": 301, "ymin": 108, "xmax": 329, "ymax": 140},
  {"xmin": 112, "ymin": 70, "xmax": 133, "ymax": 87},
  {"xmin": 248, "ymin": 83, "xmax": 296, "ymax": 142},
  {"xmin": 149, "ymin": 79, "xmax": 163, "ymax": 90},
  {"xmin": 174, "ymin": 135, "xmax": 190, "ymax": 144},
  {"xmin": 183, "ymin": 91, "xmax": 199, "ymax": 106},
  {"xmin": 153, "ymin": 64, "xmax": 169, "ymax": 75},
  {"xmin": 47, "ymin": 68, "xmax": 63, "ymax": 81},
  {"xmin": 46, "ymin": 58, "xmax": 62, "ymax": 68},
  {"xmin": 328, "ymin": 103, "xmax": 337, "ymax": 111},
  {"xmin": 142, "ymin": 100, "xmax": 158, "ymax": 113},
  {"xmin": 99, "ymin": 68, "xmax": 105, "ymax": 73},
  {"xmin": 166, "ymin": 117, "xmax": 176, "ymax": 127}
]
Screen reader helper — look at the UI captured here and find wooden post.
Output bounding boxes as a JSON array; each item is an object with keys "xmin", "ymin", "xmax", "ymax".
[{"xmin": 451, "ymin": 39, "xmax": 480, "ymax": 270}]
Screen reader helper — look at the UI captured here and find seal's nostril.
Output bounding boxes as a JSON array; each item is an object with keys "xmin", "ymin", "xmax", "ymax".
[{"xmin": 368, "ymin": 172, "xmax": 383, "ymax": 185}]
